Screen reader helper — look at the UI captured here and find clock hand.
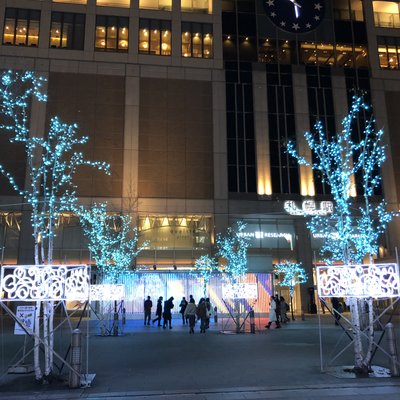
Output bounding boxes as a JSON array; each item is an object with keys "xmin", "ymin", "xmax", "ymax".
[{"xmin": 289, "ymin": 0, "xmax": 301, "ymax": 18}]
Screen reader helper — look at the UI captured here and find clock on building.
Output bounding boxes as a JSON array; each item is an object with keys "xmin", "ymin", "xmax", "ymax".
[{"xmin": 264, "ymin": 0, "xmax": 325, "ymax": 33}]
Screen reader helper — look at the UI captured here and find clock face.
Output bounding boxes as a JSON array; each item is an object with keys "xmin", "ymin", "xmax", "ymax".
[{"xmin": 264, "ymin": 0, "xmax": 325, "ymax": 33}]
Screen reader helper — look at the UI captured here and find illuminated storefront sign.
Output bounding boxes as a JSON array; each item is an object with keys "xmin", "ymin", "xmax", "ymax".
[
  {"xmin": 90, "ymin": 284, "xmax": 125, "ymax": 301},
  {"xmin": 222, "ymin": 283, "xmax": 258, "ymax": 299},
  {"xmin": 284, "ymin": 200, "xmax": 333, "ymax": 216},
  {"xmin": 0, "ymin": 265, "xmax": 90, "ymax": 301},
  {"xmin": 239, "ymin": 231, "xmax": 293, "ymax": 250},
  {"xmin": 316, "ymin": 263, "xmax": 400, "ymax": 298}
]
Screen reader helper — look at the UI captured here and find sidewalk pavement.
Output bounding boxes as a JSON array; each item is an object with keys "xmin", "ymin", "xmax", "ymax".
[{"xmin": 0, "ymin": 313, "xmax": 400, "ymax": 399}]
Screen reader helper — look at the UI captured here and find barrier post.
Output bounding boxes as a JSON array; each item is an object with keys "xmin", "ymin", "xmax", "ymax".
[{"xmin": 69, "ymin": 329, "xmax": 82, "ymax": 388}]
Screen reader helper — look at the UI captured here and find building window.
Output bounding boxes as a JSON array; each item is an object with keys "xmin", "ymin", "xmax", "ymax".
[
  {"xmin": 96, "ymin": 0, "xmax": 130, "ymax": 7},
  {"xmin": 181, "ymin": 22, "xmax": 213, "ymax": 58},
  {"xmin": 95, "ymin": 15, "xmax": 128, "ymax": 52},
  {"xmin": 334, "ymin": 0, "xmax": 364, "ymax": 21},
  {"xmin": 226, "ymin": 62, "xmax": 257, "ymax": 194},
  {"xmin": 181, "ymin": 0, "xmax": 212, "ymax": 14},
  {"xmin": 53, "ymin": 0, "xmax": 87, "ymax": 3},
  {"xmin": 139, "ymin": 0, "xmax": 172, "ymax": 10},
  {"xmin": 299, "ymin": 42, "xmax": 368, "ymax": 68},
  {"xmin": 139, "ymin": 19, "xmax": 171, "ymax": 55},
  {"xmin": 258, "ymin": 39, "xmax": 292, "ymax": 64},
  {"xmin": 306, "ymin": 66, "xmax": 336, "ymax": 196},
  {"xmin": 373, "ymin": 1, "xmax": 400, "ymax": 28},
  {"xmin": 266, "ymin": 65, "xmax": 299, "ymax": 195},
  {"xmin": 2, "ymin": 8, "xmax": 40, "ymax": 47},
  {"xmin": 378, "ymin": 36, "xmax": 400, "ymax": 69},
  {"xmin": 50, "ymin": 12, "xmax": 85, "ymax": 50}
]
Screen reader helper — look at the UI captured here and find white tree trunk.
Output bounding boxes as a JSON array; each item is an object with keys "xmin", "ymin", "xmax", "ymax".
[
  {"xmin": 43, "ymin": 301, "xmax": 50, "ymax": 377},
  {"xmin": 34, "ymin": 301, "xmax": 42, "ymax": 381},
  {"xmin": 349, "ymin": 297, "xmax": 364, "ymax": 372},
  {"xmin": 363, "ymin": 297, "xmax": 375, "ymax": 368}
]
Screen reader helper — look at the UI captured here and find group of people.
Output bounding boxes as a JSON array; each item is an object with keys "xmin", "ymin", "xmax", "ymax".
[
  {"xmin": 144, "ymin": 295, "xmax": 212, "ymax": 334},
  {"xmin": 265, "ymin": 294, "xmax": 290, "ymax": 329}
]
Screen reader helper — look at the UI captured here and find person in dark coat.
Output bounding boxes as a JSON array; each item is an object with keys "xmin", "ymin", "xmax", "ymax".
[
  {"xmin": 197, "ymin": 298, "xmax": 208, "ymax": 333},
  {"xmin": 163, "ymin": 296, "xmax": 174, "ymax": 329},
  {"xmin": 205, "ymin": 297, "xmax": 211, "ymax": 329},
  {"xmin": 144, "ymin": 296, "xmax": 152, "ymax": 325},
  {"xmin": 331, "ymin": 297, "xmax": 342, "ymax": 325},
  {"xmin": 274, "ymin": 294, "xmax": 281, "ymax": 324},
  {"xmin": 152, "ymin": 296, "xmax": 163, "ymax": 326},
  {"xmin": 179, "ymin": 296, "xmax": 188, "ymax": 324}
]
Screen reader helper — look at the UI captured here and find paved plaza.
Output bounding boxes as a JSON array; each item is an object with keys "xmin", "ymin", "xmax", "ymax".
[{"xmin": 0, "ymin": 313, "xmax": 399, "ymax": 399}]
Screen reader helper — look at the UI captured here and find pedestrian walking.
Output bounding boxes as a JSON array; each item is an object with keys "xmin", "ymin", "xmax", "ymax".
[
  {"xmin": 280, "ymin": 296, "xmax": 289, "ymax": 323},
  {"xmin": 275, "ymin": 294, "xmax": 281, "ymax": 324},
  {"xmin": 331, "ymin": 297, "xmax": 342, "ymax": 325},
  {"xmin": 163, "ymin": 296, "xmax": 174, "ymax": 329},
  {"xmin": 179, "ymin": 296, "xmax": 188, "ymax": 324},
  {"xmin": 197, "ymin": 298, "xmax": 208, "ymax": 333},
  {"xmin": 205, "ymin": 297, "xmax": 211, "ymax": 329},
  {"xmin": 144, "ymin": 296, "xmax": 152, "ymax": 326},
  {"xmin": 152, "ymin": 296, "xmax": 163, "ymax": 326},
  {"xmin": 184, "ymin": 298, "xmax": 197, "ymax": 334},
  {"xmin": 266, "ymin": 295, "xmax": 280, "ymax": 329}
]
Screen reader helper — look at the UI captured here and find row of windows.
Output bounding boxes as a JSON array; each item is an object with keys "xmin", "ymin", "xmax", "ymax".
[
  {"xmin": 2, "ymin": 8, "xmax": 213, "ymax": 58},
  {"xmin": 221, "ymin": 0, "xmax": 364, "ymax": 22},
  {"xmin": 52, "ymin": 0, "xmax": 212, "ymax": 13},
  {"xmin": 224, "ymin": 36, "xmax": 369, "ymax": 70},
  {"xmin": 378, "ymin": 36, "xmax": 400, "ymax": 69}
]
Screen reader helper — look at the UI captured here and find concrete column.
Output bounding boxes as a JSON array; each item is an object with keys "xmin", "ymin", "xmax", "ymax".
[
  {"xmin": 212, "ymin": 69, "xmax": 229, "ymax": 236},
  {"xmin": 370, "ymin": 79, "xmax": 400, "ymax": 256},
  {"xmin": 295, "ymin": 218, "xmax": 315, "ymax": 314},
  {"xmin": 122, "ymin": 71, "xmax": 140, "ymax": 212},
  {"xmin": 253, "ymin": 66, "xmax": 270, "ymax": 195}
]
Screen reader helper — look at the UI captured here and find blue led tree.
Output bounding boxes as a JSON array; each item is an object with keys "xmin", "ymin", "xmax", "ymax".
[
  {"xmin": 0, "ymin": 70, "xmax": 110, "ymax": 382},
  {"xmin": 216, "ymin": 221, "xmax": 250, "ymax": 332},
  {"xmin": 193, "ymin": 254, "xmax": 220, "ymax": 297},
  {"xmin": 77, "ymin": 202, "xmax": 146, "ymax": 284},
  {"xmin": 275, "ymin": 261, "xmax": 307, "ymax": 320},
  {"xmin": 287, "ymin": 95, "xmax": 396, "ymax": 375}
]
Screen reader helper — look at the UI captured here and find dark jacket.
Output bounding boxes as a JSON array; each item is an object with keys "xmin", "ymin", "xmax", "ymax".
[
  {"xmin": 155, "ymin": 299, "xmax": 162, "ymax": 317},
  {"xmin": 163, "ymin": 298, "xmax": 174, "ymax": 318}
]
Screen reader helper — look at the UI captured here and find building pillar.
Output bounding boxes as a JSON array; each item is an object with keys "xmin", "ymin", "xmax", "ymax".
[
  {"xmin": 253, "ymin": 66, "xmax": 271, "ymax": 195},
  {"xmin": 295, "ymin": 218, "xmax": 315, "ymax": 313},
  {"xmin": 122, "ymin": 70, "xmax": 140, "ymax": 212}
]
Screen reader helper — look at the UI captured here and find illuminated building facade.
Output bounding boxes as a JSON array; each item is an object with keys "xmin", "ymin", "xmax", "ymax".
[{"xmin": 1, "ymin": 0, "xmax": 400, "ymax": 312}]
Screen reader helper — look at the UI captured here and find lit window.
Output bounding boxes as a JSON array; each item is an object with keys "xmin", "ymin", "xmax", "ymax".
[
  {"xmin": 139, "ymin": 19, "xmax": 171, "ymax": 56},
  {"xmin": 52, "ymin": 0, "xmax": 87, "ymax": 4},
  {"xmin": 181, "ymin": 0, "xmax": 212, "ymax": 14},
  {"xmin": 373, "ymin": 1, "xmax": 400, "ymax": 28},
  {"xmin": 96, "ymin": 0, "xmax": 130, "ymax": 7},
  {"xmin": 95, "ymin": 15, "xmax": 128, "ymax": 52},
  {"xmin": 334, "ymin": 0, "xmax": 364, "ymax": 21},
  {"xmin": 378, "ymin": 36, "xmax": 400, "ymax": 69},
  {"xmin": 50, "ymin": 12, "xmax": 85, "ymax": 50},
  {"xmin": 2, "ymin": 8, "xmax": 40, "ymax": 47},
  {"xmin": 139, "ymin": 0, "xmax": 172, "ymax": 10},
  {"xmin": 181, "ymin": 22, "xmax": 213, "ymax": 59},
  {"xmin": 298, "ymin": 42, "xmax": 368, "ymax": 69}
]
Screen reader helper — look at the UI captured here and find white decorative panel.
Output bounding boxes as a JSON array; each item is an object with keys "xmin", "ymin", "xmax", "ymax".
[
  {"xmin": 222, "ymin": 283, "xmax": 258, "ymax": 299},
  {"xmin": 90, "ymin": 284, "xmax": 125, "ymax": 301},
  {"xmin": 317, "ymin": 263, "xmax": 400, "ymax": 298},
  {"xmin": 0, "ymin": 265, "xmax": 90, "ymax": 301}
]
